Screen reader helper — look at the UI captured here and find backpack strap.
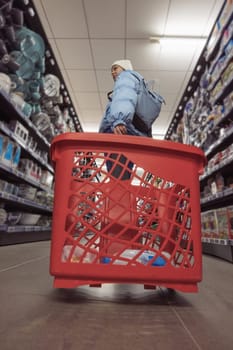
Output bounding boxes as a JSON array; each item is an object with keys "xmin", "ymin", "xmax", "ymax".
[{"xmin": 130, "ymin": 72, "xmax": 152, "ymax": 136}]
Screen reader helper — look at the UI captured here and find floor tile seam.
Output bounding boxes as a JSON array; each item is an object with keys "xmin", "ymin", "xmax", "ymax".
[
  {"xmin": 0, "ymin": 255, "xmax": 49, "ymax": 273},
  {"xmin": 170, "ymin": 305, "xmax": 203, "ymax": 350}
]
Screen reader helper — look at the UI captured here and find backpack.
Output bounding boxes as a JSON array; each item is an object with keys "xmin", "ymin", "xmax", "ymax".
[{"xmin": 131, "ymin": 72, "xmax": 165, "ymax": 132}]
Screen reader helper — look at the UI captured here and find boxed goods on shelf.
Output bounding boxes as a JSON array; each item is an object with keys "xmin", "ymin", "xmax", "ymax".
[
  {"xmin": 19, "ymin": 213, "xmax": 41, "ymax": 226},
  {"xmin": 201, "ymin": 210, "xmax": 219, "ymax": 238},
  {"xmin": 18, "ymin": 184, "xmax": 37, "ymax": 201},
  {"xmin": 227, "ymin": 205, "xmax": 233, "ymax": 239},
  {"xmin": 9, "ymin": 120, "xmax": 29, "ymax": 146},
  {"xmin": 216, "ymin": 207, "xmax": 230, "ymax": 239}
]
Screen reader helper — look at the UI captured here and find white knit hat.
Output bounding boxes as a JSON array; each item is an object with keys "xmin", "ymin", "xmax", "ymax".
[{"xmin": 111, "ymin": 59, "xmax": 133, "ymax": 71}]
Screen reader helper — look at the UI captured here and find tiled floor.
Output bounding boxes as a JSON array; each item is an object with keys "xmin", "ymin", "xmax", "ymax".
[{"xmin": 0, "ymin": 240, "xmax": 232, "ymax": 350}]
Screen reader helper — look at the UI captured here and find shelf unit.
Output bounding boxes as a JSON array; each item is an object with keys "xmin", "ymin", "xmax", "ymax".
[
  {"xmin": 165, "ymin": 0, "xmax": 233, "ymax": 262},
  {"xmin": 0, "ymin": 0, "xmax": 84, "ymax": 245},
  {"xmin": 0, "ymin": 90, "xmax": 53, "ymax": 245}
]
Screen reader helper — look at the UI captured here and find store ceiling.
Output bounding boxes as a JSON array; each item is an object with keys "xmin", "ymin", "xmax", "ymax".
[{"xmin": 33, "ymin": 0, "xmax": 224, "ymax": 139}]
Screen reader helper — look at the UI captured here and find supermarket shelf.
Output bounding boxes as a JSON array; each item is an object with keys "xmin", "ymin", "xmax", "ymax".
[
  {"xmin": 201, "ymin": 126, "xmax": 233, "ymax": 160},
  {"xmin": 0, "ymin": 90, "xmax": 50, "ymax": 150},
  {"xmin": 0, "ymin": 121, "xmax": 53, "ymax": 173},
  {"xmin": 202, "ymin": 240, "xmax": 233, "ymax": 262},
  {"xmin": 200, "ymin": 152, "xmax": 233, "ymax": 181},
  {"xmin": 206, "ymin": 9, "xmax": 233, "ymax": 62},
  {"xmin": 0, "ymin": 191, "xmax": 52, "ymax": 213},
  {"xmin": 0, "ymin": 162, "xmax": 53, "ymax": 194},
  {"xmin": 202, "ymin": 237, "xmax": 230, "ymax": 245},
  {"xmin": 0, "ymin": 227, "xmax": 51, "ymax": 246},
  {"xmin": 200, "ymin": 188, "xmax": 233, "ymax": 208}
]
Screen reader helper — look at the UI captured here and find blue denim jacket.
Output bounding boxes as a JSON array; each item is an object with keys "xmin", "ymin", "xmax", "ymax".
[{"xmin": 99, "ymin": 70, "xmax": 148, "ymax": 137}]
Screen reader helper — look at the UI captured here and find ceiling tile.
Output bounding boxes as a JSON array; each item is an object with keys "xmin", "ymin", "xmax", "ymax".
[
  {"xmin": 161, "ymin": 93, "xmax": 179, "ymax": 112},
  {"xmin": 81, "ymin": 110, "xmax": 103, "ymax": 124},
  {"xmin": 126, "ymin": 40, "xmax": 161, "ymax": 70},
  {"xmin": 33, "ymin": 0, "xmax": 223, "ymax": 138},
  {"xmin": 74, "ymin": 93, "xmax": 101, "ymax": 109},
  {"xmin": 158, "ymin": 39, "xmax": 201, "ymax": 71},
  {"xmin": 40, "ymin": 0, "xmax": 88, "ymax": 37},
  {"xmin": 55, "ymin": 39, "xmax": 93, "ymax": 69},
  {"xmin": 48, "ymin": 39, "xmax": 65, "ymax": 70},
  {"xmin": 67, "ymin": 70, "xmax": 98, "ymax": 92},
  {"xmin": 164, "ymin": 0, "xmax": 216, "ymax": 36},
  {"xmin": 158, "ymin": 71, "xmax": 187, "ymax": 94},
  {"xmin": 96, "ymin": 71, "xmax": 114, "ymax": 93},
  {"xmin": 84, "ymin": 0, "xmax": 125, "ymax": 38},
  {"xmin": 127, "ymin": 0, "xmax": 169, "ymax": 38},
  {"xmin": 33, "ymin": 0, "xmax": 53, "ymax": 38},
  {"xmin": 91, "ymin": 39, "xmax": 125, "ymax": 69},
  {"xmin": 82, "ymin": 123, "xmax": 100, "ymax": 132},
  {"xmin": 99, "ymin": 92, "xmax": 109, "ymax": 111}
]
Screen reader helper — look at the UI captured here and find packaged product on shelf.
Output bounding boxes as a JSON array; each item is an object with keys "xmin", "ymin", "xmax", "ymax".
[
  {"xmin": 0, "ymin": 203, "xmax": 7, "ymax": 224},
  {"xmin": 19, "ymin": 213, "xmax": 41, "ymax": 226},
  {"xmin": 222, "ymin": 61, "xmax": 233, "ymax": 86},
  {"xmin": 35, "ymin": 190, "xmax": 53, "ymax": 207},
  {"xmin": 9, "ymin": 120, "xmax": 29, "ymax": 146},
  {"xmin": 40, "ymin": 170, "xmax": 53, "ymax": 188},
  {"xmin": 216, "ymin": 207, "xmax": 229, "ymax": 239},
  {"xmin": 27, "ymin": 136, "xmax": 37, "ymax": 152},
  {"xmin": 224, "ymin": 38, "xmax": 233, "ymax": 57},
  {"xmin": 18, "ymin": 184, "xmax": 37, "ymax": 201},
  {"xmin": 201, "ymin": 210, "xmax": 218, "ymax": 238},
  {"xmin": 215, "ymin": 172, "xmax": 225, "ymax": 192},
  {"xmin": 226, "ymin": 175, "xmax": 233, "ymax": 190},
  {"xmin": 0, "ymin": 132, "xmax": 4, "ymax": 158},
  {"xmin": 37, "ymin": 215, "xmax": 52, "ymax": 227},
  {"xmin": 0, "ymin": 179, "xmax": 8, "ymax": 192},
  {"xmin": 206, "ymin": 19, "xmax": 221, "ymax": 58},
  {"xmin": 0, "ymin": 73, "xmax": 13, "ymax": 95},
  {"xmin": 223, "ymin": 91, "xmax": 233, "ymax": 114},
  {"xmin": 1, "ymin": 135, "xmax": 14, "ymax": 166},
  {"xmin": 6, "ymin": 212, "xmax": 22, "ymax": 225},
  {"xmin": 227, "ymin": 206, "xmax": 233, "ymax": 239},
  {"xmin": 12, "ymin": 142, "xmax": 21, "ymax": 168},
  {"xmin": 11, "ymin": 93, "xmax": 32, "ymax": 118}
]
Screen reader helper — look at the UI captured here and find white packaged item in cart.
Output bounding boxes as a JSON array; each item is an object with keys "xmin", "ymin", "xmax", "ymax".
[
  {"xmin": 61, "ymin": 245, "xmax": 98, "ymax": 263},
  {"xmin": 102, "ymin": 249, "xmax": 167, "ymax": 266}
]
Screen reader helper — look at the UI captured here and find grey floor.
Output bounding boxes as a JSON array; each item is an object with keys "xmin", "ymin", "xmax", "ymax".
[{"xmin": 0, "ymin": 241, "xmax": 232, "ymax": 350}]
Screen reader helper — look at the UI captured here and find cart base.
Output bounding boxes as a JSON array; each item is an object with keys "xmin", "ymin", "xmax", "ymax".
[{"xmin": 53, "ymin": 277, "xmax": 198, "ymax": 293}]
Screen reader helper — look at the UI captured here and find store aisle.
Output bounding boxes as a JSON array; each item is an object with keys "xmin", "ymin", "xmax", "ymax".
[{"xmin": 0, "ymin": 241, "xmax": 232, "ymax": 350}]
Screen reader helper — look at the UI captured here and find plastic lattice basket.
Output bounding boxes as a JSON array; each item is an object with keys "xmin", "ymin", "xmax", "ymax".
[{"xmin": 50, "ymin": 133, "xmax": 206, "ymax": 292}]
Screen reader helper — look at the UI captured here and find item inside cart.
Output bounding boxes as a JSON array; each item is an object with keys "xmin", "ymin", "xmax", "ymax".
[{"xmin": 50, "ymin": 133, "xmax": 206, "ymax": 292}]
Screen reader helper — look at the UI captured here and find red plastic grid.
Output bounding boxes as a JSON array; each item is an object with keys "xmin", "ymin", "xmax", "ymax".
[{"xmin": 50, "ymin": 133, "xmax": 205, "ymax": 292}]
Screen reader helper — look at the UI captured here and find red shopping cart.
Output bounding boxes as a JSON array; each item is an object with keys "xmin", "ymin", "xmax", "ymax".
[{"xmin": 50, "ymin": 133, "xmax": 206, "ymax": 292}]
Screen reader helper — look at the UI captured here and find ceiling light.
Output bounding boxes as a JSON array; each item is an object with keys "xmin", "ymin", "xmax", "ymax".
[{"xmin": 149, "ymin": 35, "xmax": 207, "ymax": 44}]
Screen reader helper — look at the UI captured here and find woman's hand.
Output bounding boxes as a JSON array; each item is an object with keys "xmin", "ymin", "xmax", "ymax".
[{"xmin": 113, "ymin": 124, "xmax": 127, "ymax": 135}]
